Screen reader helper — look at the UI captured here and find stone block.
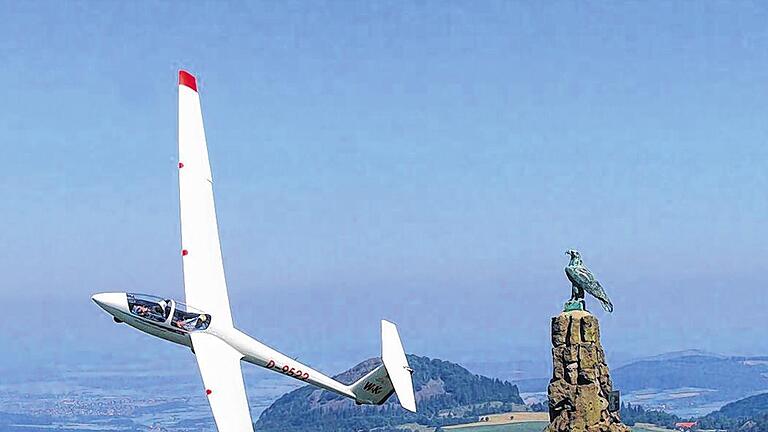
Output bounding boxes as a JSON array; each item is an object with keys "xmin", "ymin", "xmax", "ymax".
[
  {"xmin": 553, "ymin": 357, "xmax": 565, "ymax": 380},
  {"xmin": 580, "ymin": 343, "xmax": 598, "ymax": 369},
  {"xmin": 579, "ymin": 367, "xmax": 597, "ymax": 384},
  {"xmin": 564, "ymin": 344, "xmax": 579, "ymax": 363},
  {"xmin": 552, "ymin": 314, "xmax": 569, "ymax": 346},
  {"xmin": 568, "ymin": 315, "xmax": 582, "ymax": 345},
  {"xmin": 581, "ymin": 315, "xmax": 600, "ymax": 342},
  {"xmin": 575, "ymin": 384, "xmax": 602, "ymax": 427},
  {"xmin": 548, "ymin": 379, "xmax": 575, "ymax": 410}
]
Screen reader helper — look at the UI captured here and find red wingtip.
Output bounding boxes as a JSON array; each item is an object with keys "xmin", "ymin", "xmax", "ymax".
[{"xmin": 179, "ymin": 70, "xmax": 197, "ymax": 92}]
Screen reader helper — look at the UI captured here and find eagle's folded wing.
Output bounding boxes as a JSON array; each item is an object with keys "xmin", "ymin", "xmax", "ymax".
[
  {"xmin": 586, "ymin": 280, "xmax": 614, "ymax": 312},
  {"xmin": 566, "ymin": 266, "xmax": 614, "ymax": 312},
  {"xmin": 565, "ymin": 266, "xmax": 596, "ymax": 286}
]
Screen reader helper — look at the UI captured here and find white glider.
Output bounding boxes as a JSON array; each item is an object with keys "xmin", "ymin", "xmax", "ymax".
[{"xmin": 92, "ymin": 70, "xmax": 416, "ymax": 431}]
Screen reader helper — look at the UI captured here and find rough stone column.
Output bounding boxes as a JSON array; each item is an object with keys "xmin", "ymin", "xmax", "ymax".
[{"xmin": 545, "ymin": 310, "xmax": 630, "ymax": 432}]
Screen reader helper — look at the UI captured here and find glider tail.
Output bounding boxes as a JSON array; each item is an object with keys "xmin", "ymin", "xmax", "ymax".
[
  {"xmin": 348, "ymin": 320, "xmax": 416, "ymax": 412},
  {"xmin": 348, "ymin": 363, "xmax": 394, "ymax": 405}
]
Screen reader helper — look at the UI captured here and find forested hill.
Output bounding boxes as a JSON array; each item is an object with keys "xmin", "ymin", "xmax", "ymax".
[
  {"xmin": 697, "ymin": 392, "xmax": 768, "ymax": 431},
  {"xmin": 254, "ymin": 355, "xmax": 525, "ymax": 432}
]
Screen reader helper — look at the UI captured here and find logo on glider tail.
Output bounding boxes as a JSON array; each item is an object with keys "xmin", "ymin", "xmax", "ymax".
[{"xmin": 363, "ymin": 381, "xmax": 383, "ymax": 395}]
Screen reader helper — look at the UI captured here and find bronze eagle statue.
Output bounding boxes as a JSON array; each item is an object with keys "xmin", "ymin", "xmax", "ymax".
[{"xmin": 564, "ymin": 250, "xmax": 614, "ymax": 312}]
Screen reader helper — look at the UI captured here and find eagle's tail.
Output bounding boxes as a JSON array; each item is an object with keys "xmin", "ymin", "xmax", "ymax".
[{"xmin": 600, "ymin": 298, "xmax": 614, "ymax": 313}]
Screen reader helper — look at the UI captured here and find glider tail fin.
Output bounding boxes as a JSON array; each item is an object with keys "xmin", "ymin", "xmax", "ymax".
[{"xmin": 348, "ymin": 320, "xmax": 416, "ymax": 412}]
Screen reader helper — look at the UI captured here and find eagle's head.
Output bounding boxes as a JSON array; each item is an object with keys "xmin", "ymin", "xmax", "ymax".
[{"xmin": 565, "ymin": 249, "xmax": 582, "ymax": 265}]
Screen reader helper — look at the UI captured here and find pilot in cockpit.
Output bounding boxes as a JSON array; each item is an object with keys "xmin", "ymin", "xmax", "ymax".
[
  {"xmin": 132, "ymin": 302, "xmax": 166, "ymax": 322},
  {"xmin": 173, "ymin": 312, "xmax": 210, "ymax": 331},
  {"xmin": 174, "ymin": 314, "xmax": 196, "ymax": 330},
  {"xmin": 196, "ymin": 314, "xmax": 208, "ymax": 329},
  {"xmin": 132, "ymin": 304, "xmax": 150, "ymax": 316}
]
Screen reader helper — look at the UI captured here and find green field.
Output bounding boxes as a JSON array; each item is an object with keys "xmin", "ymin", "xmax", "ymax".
[
  {"xmin": 448, "ymin": 422, "xmax": 664, "ymax": 432},
  {"xmin": 447, "ymin": 422, "xmax": 548, "ymax": 432}
]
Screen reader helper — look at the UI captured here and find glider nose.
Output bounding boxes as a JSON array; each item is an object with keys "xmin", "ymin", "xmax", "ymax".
[{"xmin": 91, "ymin": 292, "xmax": 128, "ymax": 315}]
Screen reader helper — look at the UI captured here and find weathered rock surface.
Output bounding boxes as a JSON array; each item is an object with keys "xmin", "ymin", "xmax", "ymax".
[{"xmin": 545, "ymin": 310, "xmax": 630, "ymax": 432}]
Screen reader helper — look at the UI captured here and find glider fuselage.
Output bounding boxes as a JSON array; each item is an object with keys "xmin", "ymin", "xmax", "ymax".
[{"xmin": 92, "ymin": 292, "xmax": 357, "ymax": 399}]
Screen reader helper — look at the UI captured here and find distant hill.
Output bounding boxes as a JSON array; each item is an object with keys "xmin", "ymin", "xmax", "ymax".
[
  {"xmin": 697, "ymin": 392, "xmax": 768, "ymax": 431},
  {"xmin": 255, "ymin": 355, "xmax": 526, "ymax": 432},
  {"xmin": 613, "ymin": 353, "xmax": 768, "ymax": 398},
  {"xmin": 631, "ymin": 349, "xmax": 729, "ymax": 363}
]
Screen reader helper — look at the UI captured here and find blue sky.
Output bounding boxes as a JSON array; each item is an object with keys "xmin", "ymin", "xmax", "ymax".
[{"xmin": 1, "ymin": 1, "xmax": 767, "ymax": 375}]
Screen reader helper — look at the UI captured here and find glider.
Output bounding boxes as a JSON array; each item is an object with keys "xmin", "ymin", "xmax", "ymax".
[{"xmin": 92, "ymin": 70, "xmax": 416, "ymax": 431}]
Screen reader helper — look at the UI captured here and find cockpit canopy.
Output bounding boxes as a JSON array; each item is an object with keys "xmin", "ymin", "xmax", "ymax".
[{"xmin": 126, "ymin": 293, "xmax": 211, "ymax": 331}]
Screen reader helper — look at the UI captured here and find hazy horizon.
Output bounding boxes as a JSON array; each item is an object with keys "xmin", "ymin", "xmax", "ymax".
[{"xmin": 1, "ymin": 1, "xmax": 767, "ymax": 381}]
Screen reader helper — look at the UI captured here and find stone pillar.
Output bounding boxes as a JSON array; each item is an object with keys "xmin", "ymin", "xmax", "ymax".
[{"xmin": 545, "ymin": 310, "xmax": 630, "ymax": 432}]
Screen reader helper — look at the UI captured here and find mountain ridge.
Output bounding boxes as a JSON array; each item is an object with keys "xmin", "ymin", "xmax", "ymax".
[{"xmin": 255, "ymin": 354, "xmax": 525, "ymax": 432}]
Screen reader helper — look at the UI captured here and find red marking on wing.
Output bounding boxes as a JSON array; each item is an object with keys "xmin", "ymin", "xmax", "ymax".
[
  {"xmin": 206, "ymin": 389, "xmax": 212, "ymax": 395},
  {"xmin": 182, "ymin": 249, "xmax": 188, "ymax": 256},
  {"xmin": 179, "ymin": 70, "xmax": 198, "ymax": 92},
  {"xmin": 178, "ymin": 162, "xmax": 184, "ymax": 168}
]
